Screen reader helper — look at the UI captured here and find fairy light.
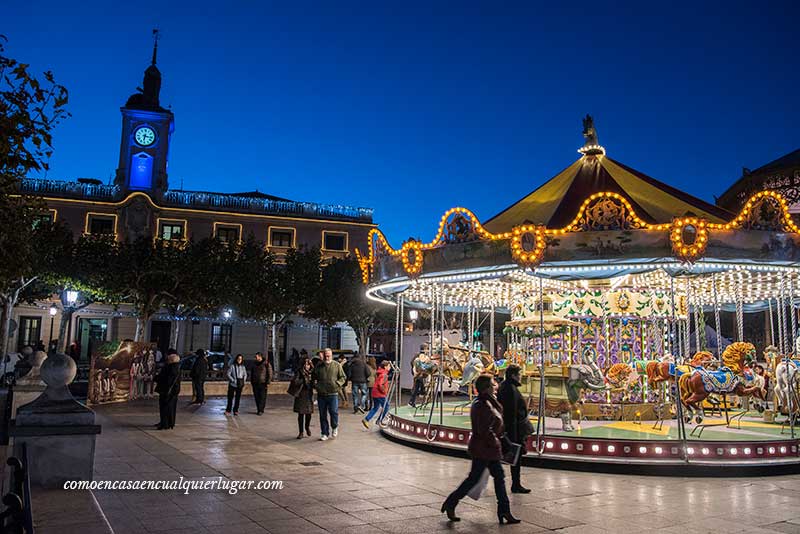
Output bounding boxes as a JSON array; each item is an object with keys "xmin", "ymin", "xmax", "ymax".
[{"xmin": 670, "ymin": 217, "xmax": 709, "ymax": 263}]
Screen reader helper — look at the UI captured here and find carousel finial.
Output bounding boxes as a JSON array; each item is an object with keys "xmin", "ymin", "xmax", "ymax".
[{"xmin": 578, "ymin": 114, "xmax": 606, "ymax": 156}]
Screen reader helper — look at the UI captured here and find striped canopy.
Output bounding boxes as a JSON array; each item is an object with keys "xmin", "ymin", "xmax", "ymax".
[{"xmin": 483, "ymin": 154, "xmax": 731, "ymax": 233}]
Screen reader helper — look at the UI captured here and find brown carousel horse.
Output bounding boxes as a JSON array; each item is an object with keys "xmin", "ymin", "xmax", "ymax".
[
  {"xmin": 645, "ymin": 351, "xmax": 714, "ymax": 386},
  {"xmin": 678, "ymin": 342, "xmax": 763, "ymax": 424}
]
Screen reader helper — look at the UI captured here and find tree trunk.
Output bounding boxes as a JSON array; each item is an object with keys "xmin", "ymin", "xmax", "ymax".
[
  {"xmin": 170, "ymin": 320, "xmax": 182, "ymax": 352},
  {"xmin": 271, "ymin": 314, "xmax": 279, "ymax": 374},
  {"xmin": 135, "ymin": 313, "xmax": 151, "ymax": 342},
  {"xmin": 57, "ymin": 309, "xmax": 72, "ymax": 352},
  {"xmin": 0, "ymin": 297, "xmax": 13, "ymax": 358},
  {"xmin": 356, "ymin": 326, "xmax": 369, "ymax": 357}
]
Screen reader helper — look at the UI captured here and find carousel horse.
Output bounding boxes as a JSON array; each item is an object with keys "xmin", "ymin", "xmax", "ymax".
[
  {"xmin": 645, "ymin": 351, "xmax": 714, "ymax": 386},
  {"xmin": 678, "ymin": 342, "xmax": 762, "ymax": 424},
  {"xmin": 604, "ymin": 363, "xmax": 641, "ymax": 391},
  {"xmin": 775, "ymin": 357, "xmax": 800, "ymax": 413},
  {"xmin": 460, "ymin": 355, "xmax": 485, "ymax": 387}
]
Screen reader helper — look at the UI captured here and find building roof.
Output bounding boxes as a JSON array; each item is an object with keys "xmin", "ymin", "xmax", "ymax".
[
  {"xmin": 717, "ymin": 147, "xmax": 800, "ymax": 211},
  {"xmin": 483, "ymin": 153, "xmax": 731, "ymax": 233}
]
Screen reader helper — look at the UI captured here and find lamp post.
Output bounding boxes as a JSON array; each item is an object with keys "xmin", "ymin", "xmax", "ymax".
[
  {"xmin": 48, "ymin": 303, "xmax": 57, "ymax": 354},
  {"xmin": 63, "ymin": 289, "xmax": 79, "ymax": 351}
]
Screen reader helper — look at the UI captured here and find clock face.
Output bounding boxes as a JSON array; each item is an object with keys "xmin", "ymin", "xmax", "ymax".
[{"xmin": 134, "ymin": 126, "xmax": 156, "ymax": 146}]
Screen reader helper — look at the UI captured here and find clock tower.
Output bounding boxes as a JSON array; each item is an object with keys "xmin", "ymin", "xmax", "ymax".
[{"xmin": 115, "ymin": 30, "xmax": 174, "ymax": 198}]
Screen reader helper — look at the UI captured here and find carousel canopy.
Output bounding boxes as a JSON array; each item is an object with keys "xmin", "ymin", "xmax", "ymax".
[{"xmin": 483, "ymin": 117, "xmax": 731, "ymax": 233}]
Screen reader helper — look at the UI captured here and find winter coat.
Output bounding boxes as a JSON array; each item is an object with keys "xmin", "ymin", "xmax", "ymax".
[
  {"xmin": 190, "ymin": 356, "xmax": 208, "ymax": 381},
  {"xmin": 292, "ymin": 369, "xmax": 314, "ymax": 415},
  {"xmin": 366, "ymin": 365, "xmax": 377, "ymax": 387},
  {"xmin": 467, "ymin": 392, "xmax": 504, "ymax": 461},
  {"xmin": 348, "ymin": 357, "xmax": 371, "ymax": 383},
  {"xmin": 251, "ymin": 359, "xmax": 273, "ymax": 385},
  {"xmin": 156, "ymin": 362, "xmax": 181, "ymax": 399},
  {"xmin": 497, "ymin": 377, "xmax": 530, "ymax": 450},
  {"xmin": 313, "ymin": 360, "xmax": 346, "ymax": 396},
  {"xmin": 227, "ymin": 363, "xmax": 247, "ymax": 388},
  {"xmin": 372, "ymin": 367, "xmax": 389, "ymax": 398}
]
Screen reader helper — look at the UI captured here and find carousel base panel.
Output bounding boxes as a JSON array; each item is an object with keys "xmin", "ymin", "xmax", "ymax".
[{"xmin": 382, "ymin": 403, "xmax": 800, "ymax": 475}]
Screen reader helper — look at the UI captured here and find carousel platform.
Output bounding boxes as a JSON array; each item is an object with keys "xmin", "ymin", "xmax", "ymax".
[{"xmin": 380, "ymin": 402, "xmax": 800, "ymax": 475}]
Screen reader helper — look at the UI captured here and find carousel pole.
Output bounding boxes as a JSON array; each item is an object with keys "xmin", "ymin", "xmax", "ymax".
[
  {"xmin": 536, "ymin": 275, "xmax": 547, "ymax": 455},
  {"xmin": 712, "ymin": 272, "xmax": 723, "ymax": 364},
  {"xmin": 768, "ymin": 297, "xmax": 775, "ymax": 349},
  {"xmin": 394, "ymin": 294, "xmax": 401, "ymax": 415},
  {"xmin": 735, "ymin": 273, "xmax": 744, "ymax": 343},
  {"xmin": 396, "ymin": 296, "xmax": 404, "ymax": 414},
  {"xmin": 684, "ymin": 278, "xmax": 692, "ymax": 356},
  {"xmin": 790, "ymin": 274, "xmax": 797, "ymax": 355},
  {"xmin": 779, "ymin": 278, "xmax": 787, "ymax": 355},
  {"xmin": 489, "ymin": 305, "xmax": 495, "ymax": 359},
  {"xmin": 439, "ymin": 294, "xmax": 445, "ymax": 425},
  {"xmin": 670, "ymin": 273, "xmax": 689, "ymax": 457}
]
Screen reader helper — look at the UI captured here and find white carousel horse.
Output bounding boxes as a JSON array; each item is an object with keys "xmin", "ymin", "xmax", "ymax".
[{"xmin": 775, "ymin": 358, "xmax": 800, "ymax": 412}]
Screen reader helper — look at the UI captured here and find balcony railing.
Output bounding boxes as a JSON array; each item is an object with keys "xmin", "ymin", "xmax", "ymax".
[
  {"xmin": 162, "ymin": 190, "xmax": 373, "ymax": 223},
  {"xmin": 18, "ymin": 179, "xmax": 374, "ymax": 223},
  {"xmin": 19, "ymin": 178, "xmax": 120, "ymax": 200}
]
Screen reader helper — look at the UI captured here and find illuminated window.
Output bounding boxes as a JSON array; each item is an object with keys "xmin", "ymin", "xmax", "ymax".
[
  {"xmin": 323, "ymin": 231, "xmax": 348, "ymax": 251},
  {"xmin": 159, "ymin": 221, "xmax": 185, "ymax": 241},
  {"xmin": 270, "ymin": 229, "xmax": 294, "ymax": 248},
  {"xmin": 89, "ymin": 215, "xmax": 115, "ymax": 235},
  {"xmin": 216, "ymin": 227, "xmax": 239, "ymax": 243},
  {"xmin": 210, "ymin": 323, "xmax": 232, "ymax": 352},
  {"xmin": 32, "ymin": 212, "xmax": 54, "ymax": 229}
]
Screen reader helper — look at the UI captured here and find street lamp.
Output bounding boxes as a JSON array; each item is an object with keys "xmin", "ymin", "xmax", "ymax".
[
  {"xmin": 222, "ymin": 308, "xmax": 232, "ymax": 320},
  {"xmin": 48, "ymin": 303, "xmax": 57, "ymax": 354},
  {"xmin": 408, "ymin": 309, "xmax": 419, "ymax": 321},
  {"xmin": 65, "ymin": 290, "xmax": 78, "ymax": 305}
]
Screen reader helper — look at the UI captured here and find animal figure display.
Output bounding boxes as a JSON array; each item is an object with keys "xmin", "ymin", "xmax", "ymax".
[
  {"xmin": 678, "ymin": 342, "xmax": 763, "ymax": 423},
  {"xmin": 644, "ymin": 352, "xmax": 714, "ymax": 386},
  {"xmin": 775, "ymin": 356, "xmax": 800, "ymax": 414}
]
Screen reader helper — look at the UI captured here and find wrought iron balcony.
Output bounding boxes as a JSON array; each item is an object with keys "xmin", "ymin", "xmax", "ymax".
[
  {"xmin": 19, "ymin": 178, "xmax": 120, "ymax": 200},
  {"xmin": 162, "ymin": 190, "xmax": 374, "ymax": 223}
]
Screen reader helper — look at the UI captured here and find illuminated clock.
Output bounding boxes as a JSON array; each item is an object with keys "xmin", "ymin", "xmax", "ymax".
[{"xmin": 134, "ymin": 126, "xmax": 156, "ymax": 146}]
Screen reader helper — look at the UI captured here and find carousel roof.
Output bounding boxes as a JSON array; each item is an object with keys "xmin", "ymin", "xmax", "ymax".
[{"xmin": 483, "ymin": 117, "xmax": 732, "ymax": 232}]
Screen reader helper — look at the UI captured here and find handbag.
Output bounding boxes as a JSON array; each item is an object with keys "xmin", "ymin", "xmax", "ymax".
[
  {"xmin": 467, "ymin": 469, "xmax": 490, "ymax": 500},
  {"xmin": 236, "ymin": 378, "xmax": 245, "ymax": 389},
  {"xmin": 287, "ymin": 376, "xmax": 303, "ymax": 397},
  {"xmin": 502, "ymin": 441, "xmax": 522, "ymax": 465}
]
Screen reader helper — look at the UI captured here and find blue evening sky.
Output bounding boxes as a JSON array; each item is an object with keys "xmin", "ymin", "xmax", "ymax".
[{"xmin": 6, "ymin": 1, "xmax": 799, "ymax": 246}]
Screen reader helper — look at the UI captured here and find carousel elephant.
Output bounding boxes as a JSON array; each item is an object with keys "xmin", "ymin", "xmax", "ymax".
[{"xmin": 559, "ymin": 359, "xmax": 607, "ymax": 431}]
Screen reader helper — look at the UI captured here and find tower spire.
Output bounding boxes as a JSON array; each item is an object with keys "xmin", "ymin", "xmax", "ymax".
[{"xmin": 151, "ymin": 28, "xmax": 160, "ymax": 65}]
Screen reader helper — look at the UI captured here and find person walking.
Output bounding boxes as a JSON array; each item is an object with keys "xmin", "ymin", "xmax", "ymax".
[
  {"xmin": 365, "ymin": 356, "xmax": 377, "ymax": 411},
  {"xmin": 348, "ymin": 353, "xmax": 371, "ymax": 414},
  {"xmin": 441, "ymin": 375, "xmax": 519, "ymax": 525},
  {"xmin": 361, "ymin": 360, "xmax": 390, "ymax": 428},
  {"xmin": 155, "ymin": 350, "xmax": 182, "ymax": 430},
  {"xmin": 291, "ymin": 357, "xmax": 314, "ymax": 438},
  {"xmin": 190, "ymin": 349, "xmax": 208, "ymax": 405},
  {"xmin": 251, "ymin": 352, "xmax": 270, "ymax": 415},
  {"xmin": 312, "ymin": 348, "xmax": 346, "ymax": 441},
  {"xmin": 225, "ymin": 354, "xmax": 247, "ymax": 416},
  {"xmin": 497, "ymin": 364, "xmax": 532, "ymax": 494}
]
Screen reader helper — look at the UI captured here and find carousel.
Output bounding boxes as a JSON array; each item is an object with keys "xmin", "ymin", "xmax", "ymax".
[{"xmin": 361, "ymin": 117, "xmax": 800, "ymax": 471}]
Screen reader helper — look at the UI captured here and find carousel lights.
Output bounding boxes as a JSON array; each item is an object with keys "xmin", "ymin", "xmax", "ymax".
[{"xmin": 670, "ymin": 217, "xmax": 709, "ymax": 263}]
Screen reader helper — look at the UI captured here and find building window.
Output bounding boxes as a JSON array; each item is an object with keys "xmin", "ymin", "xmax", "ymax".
[
  {"xmin": 322, "ymin": 231, "xmax": 348, "ymax": 251},
  {"xmin": 214, "ymin": 224, "xmax": 241, "ymax": 243},
  {"xmin": 210, "ymin": 323, "xmax": 233, "ymax": 353},
  {"xmin": 269, "ymin": 227, "xmax": 295, "ymax": 248},
  {"xmin": 17, "ymin": 316, "xmax": 42, "ymax": 352},
  {"xmin": 321, "ymin": 326, "xmax": 342, "ymax": 350},
  {"xmin": 32, "ymin": 211, "xmax": 54, "ymax": 229},
  {"xmin": 87, "ymin": 214, "xmax": 115, "ymax": 236},
  {"xmin": 159, "ymin": 221, "xmax": 186, "ymax": 241}
]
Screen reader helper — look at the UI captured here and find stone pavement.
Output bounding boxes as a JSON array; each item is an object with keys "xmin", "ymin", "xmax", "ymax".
[{"xmin": 37, "ymin": 394, "xmax": 800, "ymax": 534}]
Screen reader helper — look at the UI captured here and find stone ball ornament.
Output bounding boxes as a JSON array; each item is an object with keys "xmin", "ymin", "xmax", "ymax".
[{"xmin": 41, "ymin": 353, "xmax": 77, "ymax": 389}]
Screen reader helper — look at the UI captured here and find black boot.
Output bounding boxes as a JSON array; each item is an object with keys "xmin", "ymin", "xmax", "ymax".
[
  {"xmin": 498, "ymin": 511, "xmax": 521, "ymax": 525},
  {"xmin": 510, "ymin": 465, "xmax": 530, "ymax": 493},
  {"xmin": 440, "ymin": 501, "xmax": 460, "ymax": 522}
]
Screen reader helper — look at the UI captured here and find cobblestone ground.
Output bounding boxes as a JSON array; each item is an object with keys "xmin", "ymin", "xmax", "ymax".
[{"xmin": 37, "ymin": 394, "xmax": 800, "ymax": 534}]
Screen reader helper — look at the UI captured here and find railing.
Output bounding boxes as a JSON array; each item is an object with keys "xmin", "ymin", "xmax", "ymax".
[
  {"xmin": 19, "ymin": 179, "xmax": 119, "ymax": 201},
  {"xmin": 162, "ymin": 190, "xmax": 373, "ymax": 222},
  {"xmin": 0, "ymin": 445, "xmax": 34, "ymax": 534}
]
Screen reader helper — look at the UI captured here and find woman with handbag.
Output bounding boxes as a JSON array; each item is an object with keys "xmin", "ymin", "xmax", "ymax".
[
  {"xmin": 441, "ymin": 374, "xmax": 520, "ymax": 525},
  {"xmin": 290, "ymin": 357, "xmax": 314, "ymax": 438},
  {"xmin": 225, "ymin": 354, "xmax": 247, "ymax": 416},
  {"xmin": 155, "ymin": 350, "xmax": 182, "ymax": 430},
  {"xmin": 497, "ymin": 364, "xmax": 532, "ymax": 493}
]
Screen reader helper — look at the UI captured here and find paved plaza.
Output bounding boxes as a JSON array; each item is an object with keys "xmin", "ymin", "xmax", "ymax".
[{"xmin": 32, "ymin": 394, "xmax": 800, "ymax": 534}]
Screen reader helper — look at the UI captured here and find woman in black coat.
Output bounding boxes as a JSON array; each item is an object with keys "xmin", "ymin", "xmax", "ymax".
[
  {"xmin": 291, "ymin": 357, "xmax": 314, "ymax": 439},
  {"xmin": 156, "ymin": 351, "xmax": 182, "ymax": 430},
  {"xmin": 497, "ymin": 364, "xmax": 531, "ymax": 493}
]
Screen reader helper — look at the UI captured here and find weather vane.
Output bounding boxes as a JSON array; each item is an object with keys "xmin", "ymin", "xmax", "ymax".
[{"xmin": 151, "ymin": 29, "xmax": 161, "ymax": 65}]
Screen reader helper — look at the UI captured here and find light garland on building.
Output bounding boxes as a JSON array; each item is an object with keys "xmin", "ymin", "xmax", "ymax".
[{"xmin": 670, "ymin": 217, "xmax": 708, "ymax": 263}]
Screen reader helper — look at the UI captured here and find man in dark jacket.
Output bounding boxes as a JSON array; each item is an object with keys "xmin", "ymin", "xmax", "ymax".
[
  {"xmin": 497, "ymin": 364, "xmax": 532, "ymax": 493},
  {"xmin": 156, "ymin": 350, "xmax": 182, "ymax": 430},
  {"xmin": 251, "ymin": 352, "xmax": 272, "ymax": 415},
  {"xmin": 348, "ymin": 354, "xmax": 371, "ymax": 414},
  {"xmin": 190, "ymin": 349, "xmax": 208, "ymax": 405}
]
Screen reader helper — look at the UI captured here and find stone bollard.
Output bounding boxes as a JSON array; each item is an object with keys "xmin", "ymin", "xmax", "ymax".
[
  {"xmin": 10, "ymin": 350, "xmax": 48, "ymax": 420},
  {"xmin": 11, "ymin": 353, "xmax": 101, "ymax": 488}
]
